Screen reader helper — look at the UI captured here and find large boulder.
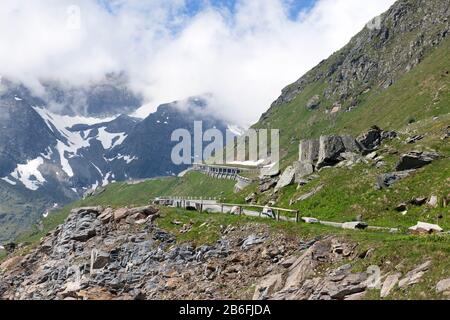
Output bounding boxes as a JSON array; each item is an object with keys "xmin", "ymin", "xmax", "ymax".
[
  {"xmin": 395, "ymin": 151, "xmax": 440, "ymax": 171},
  {"xmin": 298, "ymin": 139, "xmax": 320, "ymax": 164},
  {"xmin": 54, "ymin": 210, "xmax": 101, "ymax": 245},
  {"xmin": 317, "ymin": 135, "xmax": 346, "ymax": 169},
  {"xmin": 274, "ymin": 166, "xmax": 296, "ymax": 191},
  {"xmin": 341, "ymin": 135, "xmax": 362, "ymax": 153},
  {"xmin": 293, "ymin": 161, "xmax": 314, "ymax": 182},
  {"xmin": 357, "ymin": 126, "xmax": 382, "ymax": 151},
  {"xmin": 321, "ymin": 272, "xmax": 368, "ymax": 300}
]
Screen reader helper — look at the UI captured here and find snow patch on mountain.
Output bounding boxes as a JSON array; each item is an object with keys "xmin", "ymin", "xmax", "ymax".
[
  {"xmin": 102, "ymin": 172, "xmax": 114, "ymax": 186},
  {"xmin": 1, "ymin": 176, "xmax": 17, "ymax": 185},
  {"xmin": 91, "ymin": 162, "xmax": 103, "ymax": 176},
  {"xmin": 40, "ymin": 147, "xmax": 54, "ymax": 160},
  {"xmin": 97, "ymin": 127, "xmax": 127, "ymax": 149},
  {"xmin": 56, "ymin": 141, "xmax": 74, "ymax": 177},
  {"xmin": 106, "ymin": 154, "xmax": 138, "ymax": 164},
  {"xmin": 6, "ymin": 157, "xmax": 46, "ymax": 190}
]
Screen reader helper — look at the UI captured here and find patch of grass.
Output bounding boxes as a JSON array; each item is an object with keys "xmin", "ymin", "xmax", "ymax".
[{"xmin": 0, "ymin": 250, "xmax": 6, "ymax": 262}]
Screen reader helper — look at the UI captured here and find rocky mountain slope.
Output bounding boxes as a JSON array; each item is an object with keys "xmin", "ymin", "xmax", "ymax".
[
  {"xmin": 0, "ymin": 78, "xmax": 232, "ymax": 241},
  {"xmin": 1, "ymin": 205, "xmax": 449, "ymax": 300},
  {"xmin": 257, "ymin": 0, "xmax": 449, "ymax": 161}
]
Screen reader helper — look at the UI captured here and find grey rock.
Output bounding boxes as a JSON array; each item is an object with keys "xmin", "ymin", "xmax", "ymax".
[
  {"xmin": 408, "ymin": 222, "xmax": 443, "ymax": 234},
  {"xmin": 245, "ymin": 193, "xmax": 257, "ymax": 203},
  {"xmin": 292, "ymin": 185, "xmax": 323, "ymax": 204},
  {"xmin": 91, "ymin": 251, "xmax": 110, "ymax": 270},
  {"xmin": 395, "ymin": 203, "xmax": 408, "ymax": 212},
  {"xmin": 427, "ymin": 195, "xmax": 438, "ymax": 208},
  {"xmin": 380, "ymin": 273, "xmax": 401, "ymax": 298},
  {"xmin": 409, "ymin": 197, "xmax": 428, "ymax": 206},
  {"xmin": 274, "ymin": 166, "xmax": 296, "ymax": 192},
  {"xmin": 326, "ymin": 273, "xmax": 368, "ymax": 300},
  {"xmin": 259, "ymin": 163, "xmax": 280, "ymax": 178},
  {"xmin": 341, "ymin": 135, "xmax": 362, "ymax": 153},
  {"xmin": 293, "ymin": 161, "xmax": 315, "ymax": 182},
  {"xmin": 280, "ymin": 257, "xmax": 297, "ymax": 268},
  {"xmin": 357, "ymin": 126, "xmax": 382, "ymax": 151},
  {"xmin": 317, "ymin": 135, "xmax": 346, "ymax": 169},
  {"xmin": 436, "ymin": 278, "xmax": 450, "ymax": 294},
  {"xmin": 381, "ymin": 131, "xmax": 398, "ymax": 140},
  {"xmin": 98, "ymin": 208, "xmax": 113, "ymax": 224},
  {"xmin": 241, "ymin": 235, "xmax": 267, "ymax": 250},
  {"xmin": 344, "ymin": 291, "xmax": 367, "ymax": 300},
  {"xmin": 306, "ymin": 95, "xmax": 321, "ymax": 110},
  {"xmin": 341, "ymin": 152, "xmax": 361, "ymax": 162},
  {"xmin": 395, "ymin": 151, "xmax": 440, "ymax": 171},
  {"xmin": 253, "ymin": 273, "xmax": 283, "ymax": 300},
  {"xmin": 398, "ymin": 261, "xmax": 432, "ymax": 288},
  {"xmin": 298, "ymin": 139, "xmax": 320, "ymax": 164},
  {"xmin": 376, "ymin": 171, "xmax": 412, "ymax": 189},
  {"xmin": 259, "ymin": 178, "xmax": 277, "ymax": 193},
  {"xmin": 405, "ymin": 135, "xmax": 424, "ymax": 144},
  {"xmin": 366, "ymin": 151, "xmax": 378, "ymax": 160},
  {"xmin": 57, "ymin": 211, "xmax": 100, "ymax": 243}
]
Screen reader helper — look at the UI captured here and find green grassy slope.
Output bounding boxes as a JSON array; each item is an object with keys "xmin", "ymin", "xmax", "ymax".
[
  {"xmin": 235, "ymin": 115, "xmax": 450, "ymax": 231},
  {"xmin": 255, "ymin": 37, "xmax": 450, "ymax": 166}
]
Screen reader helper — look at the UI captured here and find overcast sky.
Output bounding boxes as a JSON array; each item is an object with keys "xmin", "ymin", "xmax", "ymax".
[{"xmin": 0, "ymin": 0, "xmax": 396, "ymax": 126}]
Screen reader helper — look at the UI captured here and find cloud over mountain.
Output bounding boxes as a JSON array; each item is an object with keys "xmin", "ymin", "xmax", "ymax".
[{"xmin": 0, "ymin": 0, "xmax": 395, "ymax": 126}]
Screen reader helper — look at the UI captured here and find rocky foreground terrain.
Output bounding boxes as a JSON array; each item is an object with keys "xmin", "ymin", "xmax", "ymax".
[{"xmin": 1, "ymin": 205, "xmax": 449, "ymax": 300}]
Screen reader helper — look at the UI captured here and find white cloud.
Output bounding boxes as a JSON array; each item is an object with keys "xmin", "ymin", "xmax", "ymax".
[{"xmin": 0, "ymin": 0, "xmax": 396, "ymax": 126}]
